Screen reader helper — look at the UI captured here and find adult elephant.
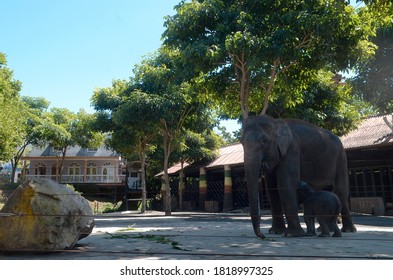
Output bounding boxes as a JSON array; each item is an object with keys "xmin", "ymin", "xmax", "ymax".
[{"xmin": 241, "ymin": 115, "xmax": 357, "ymax": 239}]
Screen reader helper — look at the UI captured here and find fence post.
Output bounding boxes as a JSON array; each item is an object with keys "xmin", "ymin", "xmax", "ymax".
[
  {"xmin": 199, "ymin": 167, "xmax": 207, "ymax": 210},
  {"xmin": 223, "ymin": 165, "xmax": 233, "ymax": 211}
]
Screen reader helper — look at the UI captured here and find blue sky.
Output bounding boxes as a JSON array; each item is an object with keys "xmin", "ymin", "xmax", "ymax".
[{"xmin": 1, "ymin": 0, "xmax": 180, "ymax": 113}]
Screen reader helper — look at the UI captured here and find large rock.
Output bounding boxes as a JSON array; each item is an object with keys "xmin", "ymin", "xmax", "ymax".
[{"xmin": 0, "ymin": 178, "xmax": 95, "ymax": 251}]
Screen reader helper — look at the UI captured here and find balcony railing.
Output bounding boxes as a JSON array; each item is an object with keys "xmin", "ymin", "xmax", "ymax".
[{"xmin": 25, "ymin": 174, "xmax": 126, "ymax": 184}]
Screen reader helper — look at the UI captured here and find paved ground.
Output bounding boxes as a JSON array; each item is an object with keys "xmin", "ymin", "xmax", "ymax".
[{"xmin": 1, "ymin": 211, "xmax": 393, "ymax": 260}]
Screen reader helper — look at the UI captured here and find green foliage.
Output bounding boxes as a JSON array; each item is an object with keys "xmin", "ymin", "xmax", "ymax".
[
  {"xmin": 37, "ymin": 108, "xmax": 104, "ymax": 152},
  {"xmin": 349, "ymin": 25, "xmax": 393, "ymax": 114},
  {"xmin": 163, "ymin": 0, "xmax": 382, "ymax": 121},
  {"xmin": 31, "ymin": 107, "xmax": 105, "ymax": 182},
  {"xmin": 269, "ymin": 71, "xmax": 365, "ymax": 136},
  {"xmin": 0, "ymin": 53, "xmax": 24, "ymax": 161}
]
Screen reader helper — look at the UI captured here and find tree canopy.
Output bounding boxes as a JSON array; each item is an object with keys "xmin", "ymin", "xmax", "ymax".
[
  {"xmin": 35, "ymin": 108, "xmax": 104, "ymax": 182},
  {"xmin": 91, "ymin": 47, "xmax": 221, "ymax": 214},
  {"xmin": 163, "ymin": 0, "xmax": 382, "ymax": 122},
  {"xmin": 349, "ymin": 25, "xmax": 393, "ymax": 114},
  {"xmin": 0, "ymin": 53, "xmax": 24, "ymax": 162}
]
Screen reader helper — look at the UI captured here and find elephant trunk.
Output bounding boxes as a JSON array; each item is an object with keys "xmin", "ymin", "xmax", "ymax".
[{"xmin": 244, "ymin": 156, "xmax": 265, "ymax": 239}]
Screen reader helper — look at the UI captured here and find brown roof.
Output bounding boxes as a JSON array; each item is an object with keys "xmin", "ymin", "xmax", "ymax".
[
  {"xmin": 205, "ymin": 143, "xmax": 243, "ymax": 168},
  {"xmin": 341, "ymin": 114, "xmax": 393, "ymax": 150},
  {"xmin": 161, "ymin": 144, "xmax": 244, "ymax": 175}
]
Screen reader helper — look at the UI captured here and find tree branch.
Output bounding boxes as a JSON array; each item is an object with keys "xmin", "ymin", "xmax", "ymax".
[{"xmin": 260, "ymin": 59, "xmax": 280, "ymax": 115}]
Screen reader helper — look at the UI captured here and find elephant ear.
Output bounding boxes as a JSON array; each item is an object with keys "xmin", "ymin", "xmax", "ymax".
[{"xmin": 276, "ymin": 120, "xmax": 293, "ymax": 157}]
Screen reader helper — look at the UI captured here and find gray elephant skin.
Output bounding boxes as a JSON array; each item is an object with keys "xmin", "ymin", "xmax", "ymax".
[
  {"xmin": 298, "ymin": 181, "xmax": 342, "ymax": 237},
  {"xmin": 241, "ymin": 115, "xmax": 356, "ymax": 239}
]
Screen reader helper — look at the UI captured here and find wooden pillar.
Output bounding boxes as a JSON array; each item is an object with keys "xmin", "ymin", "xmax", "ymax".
[
  {"xmin": 223, "ymin": 165, "xmax": 233, "ymax": 211},
  {"xmin": 199, "ymin": 167, "xmax": 207, "ymax": 210}
]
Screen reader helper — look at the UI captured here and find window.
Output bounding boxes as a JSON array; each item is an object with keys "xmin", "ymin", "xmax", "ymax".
[
  {"xmin": 68, "ymin": 163, "xmax": 80, "ymax": 175},
  {"xmin": 86, "ymin": 162, "xmax": 97, "ymax": 181},
  {"xmin": 103, "ymin": 162, "xmax": 114, "ymax": 182},
  {"xmin": 35, "ymin": 163, "xmax": 46, "ymax": 176},
  {"xmin": 68, "ymin": 163, "xmax": 81, "ymax": 181}
]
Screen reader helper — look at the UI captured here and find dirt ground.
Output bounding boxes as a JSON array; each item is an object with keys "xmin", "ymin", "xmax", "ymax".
[{"xmin": 1, "ymin": 210, "xmax": 393, "ymax": 260}]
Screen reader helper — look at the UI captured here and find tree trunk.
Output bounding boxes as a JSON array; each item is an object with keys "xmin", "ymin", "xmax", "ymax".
[
  {"xmin": 58, "ymin": 146, "xmax": 68, "ymax": 183},
  {"xmin": 10, "ymin": 144, "xmax": 28, "ymax": 183},
  {"xmin": 179, "ymin": 161, "xmax": 185, "ymax": 210},
  {"xmin": 10, "ymin": 158, "xmax": 18, "ymax": 183},
  {"xmin": 140, "ymin": 150, "xmax": 147, "ymax": 213},
  {"xmin": 163, "ymin": 135, "xmax": 172, "ymax": 216}
]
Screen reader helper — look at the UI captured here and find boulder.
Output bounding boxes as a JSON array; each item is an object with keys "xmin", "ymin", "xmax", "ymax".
[{"xmin": 0, "ymin": 178, "xmax": 95, "ymax": 251}]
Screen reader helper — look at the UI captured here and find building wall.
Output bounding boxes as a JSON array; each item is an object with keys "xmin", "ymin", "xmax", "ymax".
[{"xmin": 26, "ymin": 158, "xmax": 124, "ymax": 184}]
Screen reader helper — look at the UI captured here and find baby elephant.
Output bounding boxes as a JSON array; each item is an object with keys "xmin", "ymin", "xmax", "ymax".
[{"xmin": 297, "ymin": 181, "xmax": 342, "ymax": 237}]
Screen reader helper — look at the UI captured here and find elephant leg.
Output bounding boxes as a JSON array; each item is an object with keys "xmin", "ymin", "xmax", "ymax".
[
  {"xmin": 335, "ymin": 155, "xmax": 357, "ymax": 232},
  {"xmin": 304, "ymin": 216, "xmax": 316, "ymax": 236},
  {"xmin": 276, "ymin": 168, "xmax": 305, "ymax": 237},
  {"xmin": 332, "ymin": 221, "xmax": 342, "ymax": 237},
  {"xmin": 265, "ymin": 174, "xmax": 286, "ymax": 234},
  {"xmin": 317, "ymin": 217, "xmax": 331, "ymax": 237}
]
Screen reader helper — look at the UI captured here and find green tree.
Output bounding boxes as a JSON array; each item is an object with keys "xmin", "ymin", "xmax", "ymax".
[
  {"xmin": 0, "ymin": 53, "xmax": 24, "ymax": 163},
  {"xmin": 272, "ymin": 71, "xmax": 366, "ymax": 135},
  {"xmin": 163, "ymin": 0, "xmax": 380, "ymax": 121},
  {"xmin": 92, "ymin": 48, "xmax": 218, "ymax": 215},
  {"xmin": 91, "ymin": 79, "xmax": 162, "ymax": 213},
  {"xmin": 112, "ymin": 92, "xmax": 162, "ymax": 213},
  {"xmin": 37, "ymin": 108, "xmax": 104, "ymax": 182},
  {"xmin": 8, "ymin": 97, "xmax": 50, "ymax": 183},
  {"xmin": 349, "ymin": 25, "xmax": 393, "ymax": 114},
  {"xmin": 130, "ymin": 48, "xmax": 217, "ymax": 215}
]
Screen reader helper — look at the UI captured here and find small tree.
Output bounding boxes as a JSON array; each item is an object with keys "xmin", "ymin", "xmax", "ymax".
[
  {"xmin": 9, "ymin": 97, "xmax": 50, "ymax": 182},
  {"xmin": 112, "ymin": 91, "xmax": 162, "ymax": 213},
  {"xmin": 128, "ymin": 47, "xmax": 218, "ymax": 215},
  {"xmin": 37, "ymin": 108, "xmax": 104, "ymax": 182}
]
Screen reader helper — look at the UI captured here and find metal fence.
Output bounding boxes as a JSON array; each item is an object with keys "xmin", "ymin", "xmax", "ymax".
[
  {"xmin": 349, "ymin": 165, "xmax": 393, "ymax": 212},
  {"xmin": 168, "ymin": 169, "xmax": 270, "ymax": 212}
]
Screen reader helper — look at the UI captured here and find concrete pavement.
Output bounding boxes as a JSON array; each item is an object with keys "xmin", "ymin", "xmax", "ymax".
[{"xmin": 1, "ymin": 211, "xmax": 393, "ymax": 260}]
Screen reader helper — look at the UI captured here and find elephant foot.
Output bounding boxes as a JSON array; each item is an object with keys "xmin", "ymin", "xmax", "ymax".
[
  {"xmin": 341, "ymin": 224, "xmax": 357, "ymax": 233},
  {"xmin": 269, "ymin": 217, "xmax": 286, "ymax": 234},
  {"xmin": 306, "ymin": 231, "xmax": 316, "ymax": 237},
  {"xmin": 318, "ymin": 233, "xmax": 330, "ymax": 237},
  {"xmin": 332, "ymin": 232, "xmax": 342, "ymax": 237},
  {"xmin": 285, "ymin": 227, "xmax": 306, "ymax": 237},
  {"xmin": 269, "ymin": 225, "xmax": 286, "ymax": 235}
]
